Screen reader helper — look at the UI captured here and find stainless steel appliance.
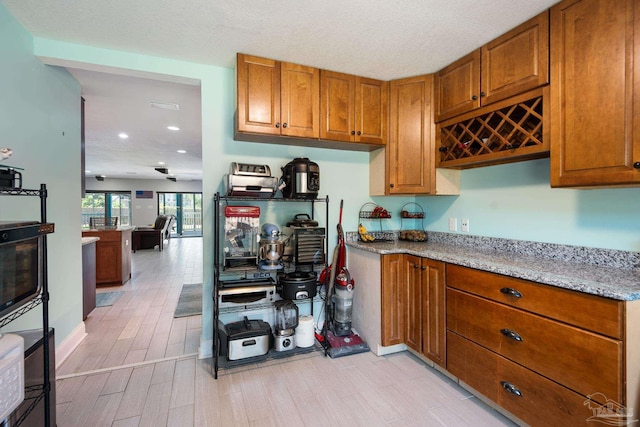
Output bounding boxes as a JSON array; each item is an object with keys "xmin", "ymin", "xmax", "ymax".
[
  {"xmin": 273, "ymin": 300, "xmax": 298, "ymax": 352},
  {"xmin": 227, "ymin": 162, "xmax": 279, "ymax": 198},
  {"xmin": 258, "ymin": 223, "xmax": 284, "ymax": 270},
  {"xmin": 280, "ymin": 158, "xmax": 320, "ymax": 199},
  {"xmin": 283, "ymin": 214, "xmax": 325, "ymax": 265},
  {"xmin": 217, "ymin": 277, "xmax": 276, "ymax": 309},
  {"xmin": 218, "ymin": 317, "xmax": 271, "ymax": 360}
]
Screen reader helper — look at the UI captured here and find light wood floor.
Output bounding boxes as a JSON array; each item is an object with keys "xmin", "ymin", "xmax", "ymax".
[{"xmin": 55, "ymin": 237, "xmax": 518, "ymax": 426}]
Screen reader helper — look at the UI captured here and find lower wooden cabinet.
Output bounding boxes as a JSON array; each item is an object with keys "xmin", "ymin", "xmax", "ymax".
[
  {"xmin": 381, "ymin": 254, "xmax": 404, "ymax": 346},
  {"xmin": 82, "ymin": 228, "xmax": 132, "ymax": 286},
  {"xmin": 382, "ymin": 254, "xmax": 446, "ymax": 367},
  {"xmin": 446, "ymin": 264, "xmax": 625, "ymax": 426}
]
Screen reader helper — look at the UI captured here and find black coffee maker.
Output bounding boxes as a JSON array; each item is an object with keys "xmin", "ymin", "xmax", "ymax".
[{"xmin": 280, "ymin": 158, "xmax": 319, "ymax": 199}]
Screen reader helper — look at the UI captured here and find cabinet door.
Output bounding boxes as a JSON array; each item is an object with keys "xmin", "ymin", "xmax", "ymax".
[
  {"xmin": 404, "ymin": 255, "xmax": 422, "ymax": 352},
  {"xmin": 388, "ymin": 75, "xmax": 435, "ymax": 194},
  {"xmin": 236, "ymin": 54, "xmax": 281, "ymax": 135},
  {"xmin": 481, "ymin": 12, "xmax": 549, "ymax": 106},
  {"xmin": 422, "ymin": 258, "xmax": 446, "ymax": 367},
  {"xmin": 280, "ymin": 62, "xmax": 320, "ymax": 138},
  {"xmin": 320, "ymin": 70, "xmax": 355, "ymax": 142},
  {"xmin": 381, "ymin": 254, "xmax": 404, "ymax": 346},
  {"xmin": 355, "ymin": 77, "xmax": 388, "ymax": 145},
  {"xmin": 434, "ymin": 50, "xmax": 480, "ymax": 122},
  {"xmin": 550, "ymin": 0, "xmax": 640, "ymax": 187}
]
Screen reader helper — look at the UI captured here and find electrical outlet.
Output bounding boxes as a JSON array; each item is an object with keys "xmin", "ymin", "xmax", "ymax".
[
  {"xmin": 461, "ymin": 218, "xmax": 470, "ymax": 232},
  {"xmin": 449, "ymin": 217, "xmax": 458, "ymax": 231}
]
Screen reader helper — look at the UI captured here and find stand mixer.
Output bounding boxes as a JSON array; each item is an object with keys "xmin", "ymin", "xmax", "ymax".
[{"xmin": 258, "ymin": 223, "xmax": 285, "ymax": 270}]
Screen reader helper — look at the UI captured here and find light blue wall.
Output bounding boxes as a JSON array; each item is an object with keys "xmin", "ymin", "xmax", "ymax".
[
  {"xmin": 0, "ymin": 5, "xmax": 83, "ymax": 340},
  {"xmin": 419, "ymin": 159, "xmax": 640, "ymax": 251},
  {"xmin": 5, "ymin": 2, "xmax": 640, "ymax": 353}
]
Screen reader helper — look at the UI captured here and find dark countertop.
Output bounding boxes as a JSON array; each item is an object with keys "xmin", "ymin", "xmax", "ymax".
[{"xmin": 346, "ymin": 238, "xmax": 640, "ymax": 301}]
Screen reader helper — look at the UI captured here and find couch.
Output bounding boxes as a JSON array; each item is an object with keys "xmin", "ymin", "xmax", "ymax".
[{"xmin": 132, "ymin": 215, "xmax": 175, "ymax": 252}]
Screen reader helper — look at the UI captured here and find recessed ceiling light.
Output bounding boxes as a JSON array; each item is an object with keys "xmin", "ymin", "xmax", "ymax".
[
  {"xmin": 85, "ymin": 170, "xmax": 91, "ymax": 173},
  {"xmin": 177, "ymin": 149, "xmax": 187, "ymax": 154},
  {"xmin": 158, "ymin": 161, "xmax": 165, "ymax": 165},
  {"xmin": 167, "ymin": 126, "xmax": 180, "ymax": 131},
  {"xmin": 150, "ymin": 101, "xmax": 180, "ymax": 111},
  {"xmin": 118, "ymin": 133, "xmax": 129, "ymax": 139}
]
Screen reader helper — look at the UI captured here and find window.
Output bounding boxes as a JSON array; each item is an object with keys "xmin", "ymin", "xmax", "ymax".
[
  {"xmin": 158, "ymin": 192, "xmax": 202, "ymax": 237},
  {"xmin": 82, "ymin": 191, "xmax": 131, "ymax": 228}
]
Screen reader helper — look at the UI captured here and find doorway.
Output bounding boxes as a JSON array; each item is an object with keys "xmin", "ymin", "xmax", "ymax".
[{"xmin": 158, "ymin": 192, "xmax": 202, "ymax": 237}]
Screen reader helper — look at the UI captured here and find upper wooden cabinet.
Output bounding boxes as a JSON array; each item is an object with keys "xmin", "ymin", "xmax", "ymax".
[
  {"xmin": 320, "ymin": 70, "xmax": 387, "ymax": 145},
  {"xmin": 379, "ymin": 74, "xmax": 459, "ymax": 195},
  {"xmin": 236, "ymin": 53, "xmax": 319, "ymax": 138},
  {"xmin": 550, "ymin": 0, "xmax": 640, "ymax": 187},
  {"xmin": 435, "ymin": 12, "xmax": 550, "ymax": 122}
]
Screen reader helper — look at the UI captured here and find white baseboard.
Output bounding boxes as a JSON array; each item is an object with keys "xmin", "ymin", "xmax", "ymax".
[
  {"xmin": 55, "ymin": 322, "xmax": 87, "ymax": 369},
  {"xmin": 374, "ymin": 342, "xmax": 407, "ymax": 356},
  {"xmin": 199, "ymin": 338, "xmax": 213, "ymax": 359}
]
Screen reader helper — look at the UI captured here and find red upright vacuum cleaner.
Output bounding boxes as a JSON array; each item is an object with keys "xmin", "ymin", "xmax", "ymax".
[{"xmin": 321, "ymin": 200, "xmax": 369, "ymax": 358}]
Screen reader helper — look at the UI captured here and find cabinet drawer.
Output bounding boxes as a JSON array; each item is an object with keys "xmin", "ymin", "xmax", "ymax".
[
  {"xmin": 446, "ymin": 264, "xmax": 623, "ymax": 339},
  {"xmin": 447, "ymin": 289, "xmax": 622, "ymax": 401},
  {"xmin": 448, "ymin": 332, "xmax": 594, "ymax": 426}
]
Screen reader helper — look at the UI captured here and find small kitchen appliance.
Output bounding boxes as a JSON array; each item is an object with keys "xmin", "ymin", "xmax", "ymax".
[
  {"xmin": 223, "ymin": 206, "xmax": 260, "ymax": 269},
  {"xmin": 283, "ymin": 213, "xmax": 325, "ymax": 265},
  {"xmin": 273, "ymin": 300, "xmax": 299, "ymax": 351},
  {"xmin": 227, "ymin": 162, "xmax": 279, "ymax": 198},
  {"xmin": 217, "ymin": 277, "xmax": 276, "ymax": 309},
  {"xmin": 277, "ymin": 271, "xmax": 318, "ymax": 300},
  {"xmin": 217, "ymin": 317, "xmax": 271, "ymax": 360},
  {"xmin": 258, "ymin": 223, "xmax": 284, "ymax": 270},
  {"xmin": 280, "ymin": 158, "xmax": 320, "ymax": 199}
]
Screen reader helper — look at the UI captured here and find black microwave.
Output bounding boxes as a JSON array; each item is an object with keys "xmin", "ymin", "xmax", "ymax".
[{"xmin": 0, "ymin": 221, "xmax": 54, "ymax": 319}]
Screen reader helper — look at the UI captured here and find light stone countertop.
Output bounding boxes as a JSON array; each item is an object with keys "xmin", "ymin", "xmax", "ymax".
[
  {"xmin": 346, "ymin": 234, "xmax": 640, "ymax": 301},
  {"xmin": 81, "ymin": 236, "xmax": 99, "ymax": 245}
]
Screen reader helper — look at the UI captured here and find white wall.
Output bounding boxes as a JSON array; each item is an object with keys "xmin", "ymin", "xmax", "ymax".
[{"xmin": 86, "ymin": 177, "xmax": 202, "ymax": 226}]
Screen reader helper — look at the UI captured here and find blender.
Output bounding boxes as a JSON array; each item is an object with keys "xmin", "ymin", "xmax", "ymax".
[{"xmin": 273, "ymin": 300, "xmax": 299, "ymax": 351}]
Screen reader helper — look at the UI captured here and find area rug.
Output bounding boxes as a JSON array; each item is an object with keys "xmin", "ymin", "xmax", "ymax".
[
  {"xmin": 96, "ymin": 291, "xmax": 124, "ymax": 307},
  {"xmin": 174, "ymin": 283, "xmax": 202, "ymax": 318}
]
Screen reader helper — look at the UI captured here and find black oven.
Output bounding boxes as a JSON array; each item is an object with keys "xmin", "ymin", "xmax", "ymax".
[{"xmin": 0, "ymin": 221, "xmax": 52, "ymax": 318}]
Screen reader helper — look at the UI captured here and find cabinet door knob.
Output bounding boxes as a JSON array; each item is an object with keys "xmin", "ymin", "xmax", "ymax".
[
  {"xmin": 351, "ymin": 130, "xmax": 356, "ymax": 135},
  {"xmin": 472, "ymin": 95, "xmax": 478, "ymax": 101},
  {"xmin": 275, "ymin": 122, "xmax": 280, "ymax": 128},
  {"xmin": 500, "ymin": 287, "xmax": 523, "ymax": 298},
  {"xmin": 634, "ymin": 162, "xmax": 640, "ymax": 169},
  {"xmin": 389, "ymin": 183, "xmax": 394, "ymax": 188},
  {"xmin": 500, "ymin": 328, "xmax": 523, "ymax": 342},
  {"xmin": 438, "ymin": 146, "xmax": 448, "ymax": 152},
  {"xmin": 500, "ymin": 381, "xmax": 523, "ymax": 397},
  {"xmin": 413, "ymin": 264, "xmax": 419, "ymax": 269},
  {"xmin": 357, "ymin": 131, "xmax": 361, "ymax": 136},
  {"xmin": 282, "ymin": 123, "xmax": 287, "ymax": 128},
  {"xmin": 480, "ymin": 91, "xmax": 486, "ymax": 97},
  {"xmin": 421, "ymin": 266, "xmax": 426, "ymax": 270}
]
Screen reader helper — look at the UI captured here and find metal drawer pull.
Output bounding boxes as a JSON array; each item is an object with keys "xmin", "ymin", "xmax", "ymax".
[
  {"xmin": 500, "ymin": 381, "xmax": 523, "ymax": 397},
  {"xmin": 500, "ymin": 287, "xmax": 523, "ymax": 298},
  {"xmin": 500, "ymin": 328, "xmax": 523, "ymax": 342}
]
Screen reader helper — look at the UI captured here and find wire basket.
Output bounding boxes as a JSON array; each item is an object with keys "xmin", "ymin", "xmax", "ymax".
[
  {"xmin": 358, "ymin": 202, "xmax": 392, "ymax": 242},
  {"xmin": 399, "ymin": 202, "xmax": 427, "ymax": 242}
]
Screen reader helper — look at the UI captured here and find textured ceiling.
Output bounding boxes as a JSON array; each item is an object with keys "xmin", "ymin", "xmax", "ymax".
[{"xmin": 2, "ymin": 0, "xmax": 559, "ymax": 180}]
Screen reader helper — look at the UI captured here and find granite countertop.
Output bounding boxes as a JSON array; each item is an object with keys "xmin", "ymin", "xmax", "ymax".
[
  {"xmin": 82, "ymin": 236, "xmax": 99, "ymax": 245},
  {"xmin": 346, "ymin": 232, "xmax": 640, "ymax": 301}
]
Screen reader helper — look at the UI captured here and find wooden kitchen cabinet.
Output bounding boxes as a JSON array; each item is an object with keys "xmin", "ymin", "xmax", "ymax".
[
  {"xmin": 435, "ymin": 12, "xmax": 549, "ymax": 123},
  {"xmin": 381, "ymin": 254, "xmax": 404, "ymax": 346},
  {"xmin": 236, "ymin": 53, "xmax": 319, "ymax": 139},
  {"xmin": 370, "ymin": 75, "xmax": 459, "ymax": 195},
  {"xmin": 82, "ymin": 228, "xmax": 132, "ymax": 286},
  {"xmin": 446, "ymin": 264, "xmax": 625, "ymax": 426},
  {"xmin": 405, "ymin": 255, "xmax": 447, "ymax": 367},
  {"xmin": 320, "ymin": 70, "xmax": 387, "ymax": 145},
  {"xmin": 550, "ymin": 0, "xmax": 640, "ymax": 187}
]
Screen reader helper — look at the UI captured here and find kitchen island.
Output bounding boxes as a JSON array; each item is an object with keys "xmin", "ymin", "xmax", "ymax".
[
  {"xmin": 346, "ymin": 232, "xmax": 640, "ymax": 427},
  {"xmin": 82, "ymin": 227, "xmax": 134, "ymax": 286}
]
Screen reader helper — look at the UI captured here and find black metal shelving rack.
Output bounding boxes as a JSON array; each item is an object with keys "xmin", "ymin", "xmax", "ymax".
[
  {"xmin": 0, "ymin": 184, "xmax": 54, "ymax": 426},
  {"xmin": 212, "ymin": 193, "xmax": 329, "ymax": 379}
]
